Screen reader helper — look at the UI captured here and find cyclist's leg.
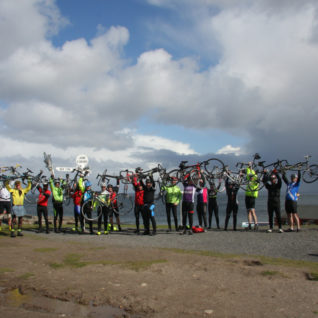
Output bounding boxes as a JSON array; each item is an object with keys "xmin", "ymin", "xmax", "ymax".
[
  {"xmin": 37, "ymin": 205, "xmax": 42, "ymax": 231},
  {"xmin": 233, "ymin": 204, "xmax": 238, "ymax": 231},
  {"xmin": 165, "ymin": 203, "xmax": 172, "ymax": 230},
  {"xmin": 202, "ymin": 203, "xmax": 208, "ymax": 228},
  {"xmin": 171, "ymin": 204, "xmax": 178, "ymax": 231}
]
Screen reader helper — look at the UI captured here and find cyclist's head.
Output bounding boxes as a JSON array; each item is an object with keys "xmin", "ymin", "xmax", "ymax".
[
  {"xmin": 270, "ymin": 174, "xmax": 277, "ymax": 183},
  {"xmin": 107, "ymin": 184, "xmax": 113, "ymax": 192},
  {"xmin": 85, "ymin": 180, "xmax": 92, "ymax": 189},
  {"xmin": 145, "ymin": 178, "xmax": 152, "ymax": 187},
  {"xmin": 171, "ymin": 177, "xmax": 177, "ymax": 184},
  {"xmin": 291, "ymin": 174, "xmax": 298, "ymax": 181},
  {"xmin": 54, "ymin": 179, "xmax": 60, "ymax": 187},
  {"xmin": 14, "ymin": 180, "xmax": 21, "ymax": 188},
  {"xmin": 43, "ymin": 182, "xmax": 49, "ymax": 189},
  {"xmin": 135, "ymin": 167, "xmax": 142, "ymax": 173},
  {"xmin": 100, "ymin": 182, "xmax": 107, "ymax": 189}
]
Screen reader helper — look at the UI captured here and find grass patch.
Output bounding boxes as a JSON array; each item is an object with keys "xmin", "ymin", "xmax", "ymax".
[
  {"xmin": 18, "ymin": 272, "xmax": 34, "ymax": 280},
  {"xmin": 49, "ymin": 253, "xmax": 89, "ymax": 269},
  {"xmin": 306, "ymin": 272, "xmax": 318, "ymax": 281},
  {"xmin": 34, "ymin": 247, "xmax": 58, "ymax": 253},
  {"xmin": 122, "ymin": 259, "xmax": 167, "ymax": 271},
  {"xmin": 162, "ymin": 248, "xmax": 318, "ymax": 272},
  {"xmin": 0, "ymin": 267, "xmax": 14, "ymax": 274},
  {"xmin": 260, "ymin": 270, "xmax": 280, "ymax": 277}
]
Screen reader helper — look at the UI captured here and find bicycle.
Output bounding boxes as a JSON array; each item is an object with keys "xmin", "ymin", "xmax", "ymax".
[{"xmin": 277, "ymin": 155, "xmax": 318, "ymax": 183}]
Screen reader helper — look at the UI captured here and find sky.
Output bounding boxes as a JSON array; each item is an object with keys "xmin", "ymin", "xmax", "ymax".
[{"xmin": 0, "ymin": 0, "xmax": 318, "ymax": 186}]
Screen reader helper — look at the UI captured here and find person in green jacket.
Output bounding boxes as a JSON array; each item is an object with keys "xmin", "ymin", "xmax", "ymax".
[
  {"xmin": 49, "ymin": 174, "xmax": 64, "ymax": 233},
  {"xmin": 245, "ymin": 164, "xmax": 259, "ymax": 231},
  {"xmin": 161, "ymin": 177, "xmax": 182, "ymax": 232}
]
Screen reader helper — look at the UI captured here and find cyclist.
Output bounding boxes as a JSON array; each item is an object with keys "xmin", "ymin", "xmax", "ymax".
[
  {"xmin": 97, "ymin": 183, "xmax": 110, "ymax": 235},
  {"xmin": 207, "ymin": 179, "xmax": 221, "ymax": 230},
  {"xmin": 36, "ymin": 182, "xmax": 51, "ymax": 233},
  {"xmin": 107, "ymin": 183, "xmax": 122, "ymax": 232},
  {"xmin": 224, "ymin": 177, "xmax": 240, "ymax": 231},
  {"xmin": 141, "ymin": 177, "xmax": 156, "ymax": 235},
  {"xmin": 49, "ymin": 174, "xmax": 64, "ymax": 233},
  {"xmin": 245, "ymin": 163, "xmax": 259, "ymax": 231},
  {"xmin": 0, "ymin": 186, "xmax": 14, "ymax": 237},
  {"xmin": 132, "ymin": 170, "xmax": 145, "ymax": 234},
  {"xmin": 161, "ymin": 177, "xmax": 182, "ymax": 232},
  {"xmin": 71, "ymin": 183, "xmax": 83, "ymax": 233},
  {"xmin": 79, "ymin": 179, "xmax": 94, "ymax": 234},
  {"xmin": 181, "ymin": 177, "xmax": 196, "ymax": 235},
  {"xmin": 5, "ymin": 179, "xmax": 32, "ymax": 236},
  {"xmin": 263, "ymin": 170, "xmax": 283, "ymax": 233},
  {"xmin": 283, "ymin": 170, "xmax": 301, "ymax": 232},
  {"xmin": 196, "ymin": 180, "xmax": 208, "ymax": 231}
]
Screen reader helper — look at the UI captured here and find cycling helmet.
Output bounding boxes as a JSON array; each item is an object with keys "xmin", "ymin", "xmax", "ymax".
[
  {"xmin": 107, "ymin": 184, "xmax": 113, "ymax": 188},
  {"xmin": 135, "ymin": 167, "xmax": 142, "ymax": 173},
  {"xmin": 85, "ymin": 180, "xmax": 92, "ymax": 187},
  {"xmin": 291, "ymin": 174, "xmax": 298, "ymax": 179},
  {"xmin": 145, "ymin": 178, "xmax": 152, "ymax": 183},
  {"xmin": 100, "ymin": 182, "xmax": 107, "ymax": 188}
]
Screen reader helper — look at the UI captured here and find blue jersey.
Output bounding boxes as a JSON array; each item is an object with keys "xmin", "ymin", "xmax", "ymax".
[{"xmin": 285, "ymin": 180, "xmax": 300, "ymax": 201}]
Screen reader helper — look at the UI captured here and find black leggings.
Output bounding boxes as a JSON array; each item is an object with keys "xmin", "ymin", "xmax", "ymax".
[
  {"xmin": 134, "ymin": 204, "xmax": 144, "ymax": 231},
  {"xmin": 143, "ymin": 204, "xmax": 156, "ymax": 233},
  {"xmin": 165, "ymin": 203, "xmax": 178, "ymax": 230},
  {"xmin": 268, "ymin": 202, "xmax": 282, "ymax": 229},
  {"xmin": 37, "ymin": 205, "xmax": 49, "ymax": 230},
  {"xmin": 53, "ymin": 202, "xmax": 63, "ymax": 230},
  {"xmin": 224, "ymin": 203, "xmax": 238, "ymax": 230},
  {"xmin": 182, "ymin": 201, "xmax": 194, "ymax": 230},
  {"xmin": 98, "ymin": 206, "xmax": 109, "ymax": 232},
  {"xmin": 197, "ymin": 203, "xmax": 207, "ymax": 228},
  {"xmin": 208, "ymin": 198, "xmax": 220, "ymax": 228}
]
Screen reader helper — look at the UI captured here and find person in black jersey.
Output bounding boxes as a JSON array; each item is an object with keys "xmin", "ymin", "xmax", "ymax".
[
  {"xmin": 207, "ymin": 179, "xmax": 221, "ymax": 229},
  {"xmin": 224, "ymin": 178, "xmax": 239, "ymax": 231},
  {"xmin": 141, "ymin": 177, "xmax": 156, "ymax": 235},
  {"xmin": 263, "ymin": 170, "xmax": 283, "ymax": 233}
]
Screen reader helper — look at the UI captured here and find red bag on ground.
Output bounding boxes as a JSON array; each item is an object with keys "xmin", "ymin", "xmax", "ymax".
[{"xmin": 192, "ymin": 226, "xmax": 204, "ymax": 233}]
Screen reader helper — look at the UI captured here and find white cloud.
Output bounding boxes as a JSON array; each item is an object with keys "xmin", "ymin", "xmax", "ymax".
[
  {"xmin": 216, "ymin": 145, "xmax": 241, "ymax": 156},
  {"xmin": 0, "ymin": 0, "xmax": 318, "ymax": 170}
]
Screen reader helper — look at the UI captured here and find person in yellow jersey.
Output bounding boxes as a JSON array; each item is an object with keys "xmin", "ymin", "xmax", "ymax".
[
  {"xmin": 5, "ymin": 179, "xmax": 32, "ymax": 236},
  {"xmin": 245, "ymin": 162, "xmax": 259, "ymax": 231}
]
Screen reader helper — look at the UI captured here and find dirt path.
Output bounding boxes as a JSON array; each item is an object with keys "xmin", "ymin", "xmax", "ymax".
[{"xmin": 1, "ymin": 232, "xmax": 318, "ymax": 317}]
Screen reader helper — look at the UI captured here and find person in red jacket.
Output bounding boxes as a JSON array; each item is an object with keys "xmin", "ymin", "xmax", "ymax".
[
  {"xmin": 36, "ymin": 182, "xmax": 51, "ymax": 233},
  {"xmin": 132, "ymin": 172, "xmax": 144, "ymax": 234},
  {"xmin": 71, "ymin": 184, "xmax": 83, "ymax": 233}
]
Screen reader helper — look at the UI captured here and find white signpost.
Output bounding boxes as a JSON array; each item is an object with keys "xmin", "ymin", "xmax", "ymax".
[
  {"xmin": 55, "ymin": 167, "xmax": 74, "ymax": 172},
  {"xmin": 76, "ymin": 154, "xmax": 89, "ymax": 169}
]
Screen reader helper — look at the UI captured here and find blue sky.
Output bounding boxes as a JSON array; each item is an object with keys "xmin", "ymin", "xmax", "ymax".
[{"xmin": 0, "ymin": 0, "xmax": 318, "ymax": 176}]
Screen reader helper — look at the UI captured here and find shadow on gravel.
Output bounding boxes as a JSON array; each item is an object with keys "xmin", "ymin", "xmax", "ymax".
[{"xmin": 308, "ymin": 254, "xmax": 318, "ymax": 257}]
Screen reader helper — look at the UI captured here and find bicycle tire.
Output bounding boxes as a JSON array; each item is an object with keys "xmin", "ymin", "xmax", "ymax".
[
  {"xmin": 204, "ymin": 158, "xmax": 225, "ymax": 176},
  {"xmin": 189, "ymin": 169, "xmax": 206, "ymax": 188},
  {"xmin": 81, "ymin": 199, "xmax": 103, "ymax": 221},
  {"xmin": 303, "ymin": 164, "xmax": 318, "ymax": 183},
  {"xmin": 113, "ymin": 193, "xmax": 133, "ymax": 215}
]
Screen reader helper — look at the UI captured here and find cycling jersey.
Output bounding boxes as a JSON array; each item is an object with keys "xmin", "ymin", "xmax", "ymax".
[
  {"xmin": 245, "ymin": 167, "xmax": 259, "ymax": 198},
  {"xmin": 182, "ymin": 183, "xmax": 196, "ymax": 203},
  {"xmin": 0, "ymin": 188, "xmax": 11, "ymax": 202},
  {"xmin": 6, "ymin": 181, "xmax": 31, "ymax": 206},
  {"xmin": 49, "ymin": 178, "xmax": 64, "ymax": 203},
  {"xmin": 161, "ymin": 185, "xmax": 182, "ymax": 205},
  {"xmin": 283, "ymin": 171, "xmax": 301, "ymax": 201},
  {"xmin": 196, "ymin": 188, "xmax": 208, "ymax": 204},
  {"xmin": 37, "ymin": 187, "xmax": 51, "ymax": 207}
]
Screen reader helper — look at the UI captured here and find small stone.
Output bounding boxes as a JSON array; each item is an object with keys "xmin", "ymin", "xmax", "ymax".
[
  {"xmin": 141, "ymin": 283, "xmax": 147, "ymax": 287},
  {"xmin": 204, "ymin": 309, "xmax": 214, "ymax": 315}
]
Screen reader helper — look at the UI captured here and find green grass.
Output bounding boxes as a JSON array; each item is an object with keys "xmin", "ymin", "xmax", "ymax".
[
  {"xmin": 34, "ymin": 247, "xmax": 58, "ymax": 253},
  {"xmin": 18, "ymin": 272, "xmax": 34, "ymax": 280},
  {"xmin": 162, "ymin": 248, "xmax": 318, "ymax": 272},
  {"xmin": 121, "ymin": 259, "xmax": 167, "ymax": 271},
  {"xmin": 260, "ymin": 270, "xmax": 280, "ymax": 277},
  {"xmin": 0, "ymin": 267, "xmax": 14, "ymax": 274}
]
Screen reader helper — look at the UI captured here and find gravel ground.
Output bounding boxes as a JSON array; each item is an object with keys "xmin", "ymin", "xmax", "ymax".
[{"xmin": 29, "ymin": 226, "xmax": 318, "ymax": 262}]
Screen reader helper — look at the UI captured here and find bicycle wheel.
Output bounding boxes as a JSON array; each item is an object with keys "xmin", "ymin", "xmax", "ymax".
[
  {"xmin": 189, "ymin": 169, "xmax": 206, "ymax": 188},
  {"xmin": 81, "ymin": 199, "xmax": 103, "ymax": 221},
  {"xmin": 204, "ymin": 158, "xmax": 225, "ymax": 175},
  {"xmin": 114, "ymin": 193, "xmax": 133, "ymax": 215},
  {"xmin": 303, "ymin": 165, "xmax": 318, "ymax": 183}
]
